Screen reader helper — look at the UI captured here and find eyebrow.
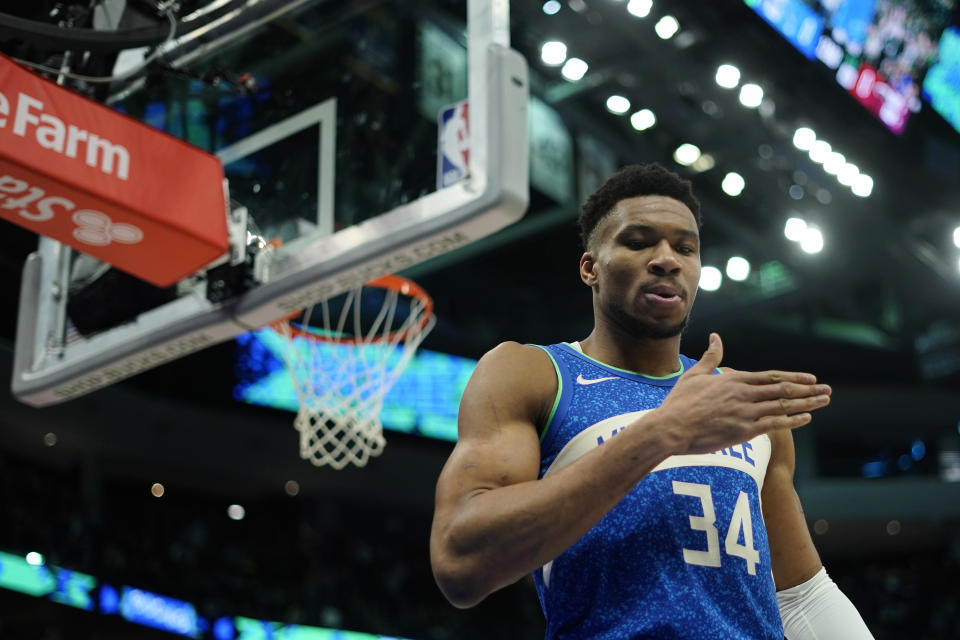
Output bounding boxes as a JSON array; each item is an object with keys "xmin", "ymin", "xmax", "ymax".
[{"xmin": 618, "ymin": 224, "xmax": 700, "ymax": 242}]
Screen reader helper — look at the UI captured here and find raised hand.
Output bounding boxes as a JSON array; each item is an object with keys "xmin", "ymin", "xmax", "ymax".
[{"xmin": 655, "ymin": 333, "xmax": 831, "ymax": 456}]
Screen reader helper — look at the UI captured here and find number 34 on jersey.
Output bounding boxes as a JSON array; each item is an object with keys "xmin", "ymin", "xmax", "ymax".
[{"xmin": 672, "ymin": 481, "xmax": 761, "ymax": 576}]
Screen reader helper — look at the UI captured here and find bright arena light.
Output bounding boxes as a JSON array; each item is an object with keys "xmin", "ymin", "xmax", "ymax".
[
  {"xmin": 823, "ymin": 151, "xmax": 846, "ymax": 175},
  {"xmin": 953, "ymin": 225, "xmax": 960, "ymax": 249},
  {"xmin": 837, "ymin": 162, "xmax": 860, "ymax": 186},
  {"xmin": 738, "ymin": 83, "xmax": 764, "ymax": 108},
  {"xmin": 715, "ymin": 64, "xmax": 741, "ymax": 89},
  {"xmin": 626, "ymin": 0, "xmax": 653, "ymax": 18},
  {"xmin": 851, "ymin": 173, "xmax": 874, "ymax": 198},
  {"xmin": 606, "ymin": 95, "xmax": 631, "ymax": 114},
  {"xmin": 630, "ymin": 108, "xmax": 656, "ymax": 131},
  {"xmin": 792, "ymin": 127, "xmax": 816, "ymax": 150},
  {"xmin": 721, "ymin": 172, "xmax": 745, "ymax": 196},
  {"xmin": 726, "ymin": 256, "xmax": 751, "ymax": 281},
  {"xmin": 561, "ymin": 57, "xmax": 588, "ymax": 81},
  {"xmin": 227, "ymin": 504, "xmax": 246, "ymax": 521},
  {"xmin": 654, "ymin": 15, "xmax": 680, "ymax": 39},
  {"xmin": 542, "ymin": 0, "xmax": 561, "ymax": 15},
  {"xmin": 540, "ymin": 40, "xmax": 567, "ymax": 66},
  {"xmin": 784, "ymin": 217, "xmax": 807, "ymax": 242},
  {"xmin": 25, "ymin": 552, "xmax": 44, "ymax": 566},
  {"xmin": 673, "ymin": 143, "xmax": 701, "ymax": 166},
  {"xmin": 800, "ymin": 226, "xmax": 824, "ymax": 254},
  {"xmin": 700, "ymin": 266, "xmax": 723, "ymax": 291},
  {"xmin": 809, "ymin": 140, "xmax": 832, "ymax": 164}
]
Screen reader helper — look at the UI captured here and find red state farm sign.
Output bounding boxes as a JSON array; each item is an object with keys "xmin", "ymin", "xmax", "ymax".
[{"xmin": 0, "ymin": 54, "xmax": 228, "ymax": 287}]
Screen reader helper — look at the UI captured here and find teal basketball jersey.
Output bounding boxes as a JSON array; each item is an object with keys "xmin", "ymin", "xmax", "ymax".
[{"xmin": 533, "ymin": 342, "xmax": 782, "ymax": 640}]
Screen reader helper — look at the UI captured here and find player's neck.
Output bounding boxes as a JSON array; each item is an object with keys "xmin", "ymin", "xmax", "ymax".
[{"xmin": 578, "ymin": 326, "xmax": 682, "ymax": 377}]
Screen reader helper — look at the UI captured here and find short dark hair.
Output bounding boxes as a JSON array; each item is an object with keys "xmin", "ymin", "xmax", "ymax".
[{"xmin": 578, "ymin": 163, "xmax": 701, "ymax": 249}]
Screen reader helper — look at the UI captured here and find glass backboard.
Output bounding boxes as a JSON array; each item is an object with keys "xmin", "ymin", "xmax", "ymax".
[{"xmin": 12, "ymin": 0, "xmax": 528, "ymax": 406}]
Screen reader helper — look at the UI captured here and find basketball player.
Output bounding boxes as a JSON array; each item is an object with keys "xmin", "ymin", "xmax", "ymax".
[{"xmin": 429, "ymin": 164, "xmax": 874, "ymax": 639}]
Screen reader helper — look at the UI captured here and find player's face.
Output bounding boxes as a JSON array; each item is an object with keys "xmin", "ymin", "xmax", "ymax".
[{"xmin": 583, "ymin": 195, "xmax": 701, "ymax": 339}]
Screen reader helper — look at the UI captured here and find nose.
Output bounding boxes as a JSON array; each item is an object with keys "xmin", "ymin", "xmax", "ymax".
[{"xmin": 647, "ymin": 239, "xmax": 681, "ymax": 275}]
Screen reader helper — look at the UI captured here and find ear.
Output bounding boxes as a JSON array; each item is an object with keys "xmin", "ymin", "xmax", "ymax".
[{"xmin": 580, "ymin": 251, "xmax": 598, "ymax": 287}]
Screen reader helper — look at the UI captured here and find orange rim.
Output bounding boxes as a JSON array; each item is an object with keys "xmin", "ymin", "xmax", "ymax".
[{"xmin": 278, "ymin": 275, "xmax": 434, "ymax": 344}]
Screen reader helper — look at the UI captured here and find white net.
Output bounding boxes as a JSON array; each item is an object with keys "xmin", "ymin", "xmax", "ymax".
[{"xmin": 271, "ymin": 276, "xmax": 436, "ymax": 469}]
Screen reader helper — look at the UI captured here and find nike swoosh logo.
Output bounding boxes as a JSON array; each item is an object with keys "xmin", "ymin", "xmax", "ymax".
[{"xmin": 576, "ymin": 374, "xmax": 618, "ymax": 386}]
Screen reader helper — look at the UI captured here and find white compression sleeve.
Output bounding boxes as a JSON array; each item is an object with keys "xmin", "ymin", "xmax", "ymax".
[{"xmin": 776, "ymin": 567, "xmax": 875, "ymax": 640}]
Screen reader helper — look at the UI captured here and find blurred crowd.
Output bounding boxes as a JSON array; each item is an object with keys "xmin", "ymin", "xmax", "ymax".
[{"xmin": 0, "ymin": 449, "xmax": 958, "ymax": 639}]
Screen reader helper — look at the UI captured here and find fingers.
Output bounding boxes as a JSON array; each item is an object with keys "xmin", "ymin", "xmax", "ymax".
[
  {"xmin": 729, "ymin": 369, "xmax": 818, "ymax": 385},
  {"xmin": 753, "ymin": 413, "xmax": 813, "ymax": 432},
  {"xmin": 744, "ymin": 382, "xmax": 832, "ymax": 402},
  {"xmin": 688, "ymin": 333, "xmax": 723, "ymax": 374},
  {"xmin": 749, "ymin": 393, "xmax": 831, "ymax": 420}
]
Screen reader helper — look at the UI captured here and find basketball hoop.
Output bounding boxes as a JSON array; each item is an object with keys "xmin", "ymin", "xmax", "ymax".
[{"xmin": 269, "ymin": 275, "xmax": 436, "ymax": 469}]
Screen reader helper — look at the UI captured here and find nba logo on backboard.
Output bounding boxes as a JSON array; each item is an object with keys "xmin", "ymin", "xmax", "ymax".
[{"xmin": 437, "ymin": 101, "xmax": 469, "ymax": 189}]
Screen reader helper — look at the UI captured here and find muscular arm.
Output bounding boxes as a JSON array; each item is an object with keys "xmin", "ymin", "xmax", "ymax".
[
  {"xmin": 430, "ymin": 334, "xmax": 831, "ymax": 608},
  {"xmin": 429, "ymin": 341, "xmax": 685, "ymax": 607},
  {"xmin": 762, "ymin": 429, "xmax": 822, "ymax": 590},
  {"xmin": 764, "ymin": 430, "xmax": 875, "ymax": 639}
]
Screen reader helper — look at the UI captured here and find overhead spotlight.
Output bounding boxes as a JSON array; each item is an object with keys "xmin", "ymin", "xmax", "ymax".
[
  {"xmin": 739, "ymin": 83, "xmax": 764, "ymax": 108},
  {"xmin": 151, "ymin": 483, "xmax": 165, "ymax": 498},
  {"xmin": 792, "ymin": 127, "xmax": 816, "ymax": 151},
  {"xmin": 561, "ymin": 57, "xmax": 589, "ymax": 81},
  {"xmin": 654, "ymin": 15, "xmax": 680, "ymax": 39},
  {"xmin": 721, "ymin": 172, "xmax": 745, "ymax": 196},
  {"xmin": 800, "ymin": 226, "xmax": 824, "ymax": 254},
  {"xmin": 700, "ymin": 266, "xmax": 722, "ymax": 291},
  {"xmin": 837, "ymin": 162, "xmax": 860, "ymax": 186},
  {"xmin": 953, "ymin": 225, "xmax": 960, "ymax": 249},
  {"xmin": 542, "ymin": 0, "xmax": 561, "ymax": 15},
  {"xmin": 626, "ymin": 0, "xmax": 653, "ymax": 18},
  {"xmin": 715, "ymin": 64, "xmax": 740, "ymax": 88},
  {"xmin": 630, "ymin": 108, "xmax": 656, "ymax": 131},
  {"xmin": 25, "ymin": 552, "xmax": 45, "ymax": 566},
  {"xmin": 784, "ymin": 217, "xmax": 807, "ymax": 242},
  {"xmin": 851, "ymin": 174, "xmax": 873, "ymax": 198},
  {"xmin": 726, "ymin": 256, "xmax": 750, "ymax": 281},
  {"xmin": 673, "ymin": 143, "xmax": 701, "ymax": 166},
  {"xmin": 540, "ymin": 41, "xmax": 567, "ymax": 66},
  {"xmin": 227, "ymin": 504, "xmax": 246, "ymax": 521},
  {"xmin": 823, "ymin": 151, "xmax": 846, "ymax": 175},
  {"xmin": 606, "ymin": 95, "xmax": 631, "ymax": 114},
  {"xmin": 809, "ymin": 140, "xmax": 832, "ymax": 164}
]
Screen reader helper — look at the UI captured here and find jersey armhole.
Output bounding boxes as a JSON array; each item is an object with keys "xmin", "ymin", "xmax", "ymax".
[{"xmin": 531, "ymin": 345, "xmax": 566, "ymax": 444}]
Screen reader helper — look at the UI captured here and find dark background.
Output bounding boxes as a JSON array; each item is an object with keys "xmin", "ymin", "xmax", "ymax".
[{"xmin": 1, "ymin": 0, "xmax": 959, "ymax": 638}]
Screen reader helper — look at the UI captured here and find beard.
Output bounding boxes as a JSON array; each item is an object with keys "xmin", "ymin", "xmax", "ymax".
[{"xmin": 607, "ymin": 298, "xmax": 691, "ymax": 340}]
